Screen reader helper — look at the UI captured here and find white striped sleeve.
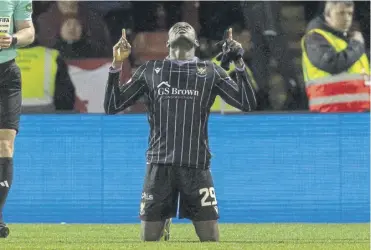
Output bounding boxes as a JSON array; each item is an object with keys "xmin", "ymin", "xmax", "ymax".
[
  {"xmin": 104, "ymin": 63, "xmax": 148, "ymax": 114},
  {"xmin": 213, "ymin": 63, "xmax": 257, "ymax": 112}
]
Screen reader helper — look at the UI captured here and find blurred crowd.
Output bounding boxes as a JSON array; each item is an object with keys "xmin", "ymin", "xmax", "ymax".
[{"xmin": 19, "ymin": 1, "xmax": 371, "ymax": 113}]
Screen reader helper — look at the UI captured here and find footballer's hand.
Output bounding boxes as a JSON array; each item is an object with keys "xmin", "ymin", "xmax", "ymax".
[
  {"xmin": 112, "ymin": 29, "xmax": 131, "ymax": 68},
  {"xmin": 217, "ymin": 28, "xmax": 244, "ymax": 70},
  {"xmin": 222, "ymin": 28, "xmax": 244, "ymax": 61}
]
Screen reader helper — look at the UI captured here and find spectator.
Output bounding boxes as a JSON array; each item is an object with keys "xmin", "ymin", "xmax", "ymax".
[
  {"xmin": 301, "ymin": 1, "xmax": 370, "ymax": 113},
  {"xmin": 240, "ymin": 1, "xmax": 307, "ymax": 111},
  {"xmin": 15, "ymin": 38, "xmax": 87, "ymax": 113},
  {"xmin": 303, "ymin": 1, "xmax": 370, "ymax": 52},
  {"xmin": 36, "ymin": 0, "xmax": 112, "ymax": 58}
]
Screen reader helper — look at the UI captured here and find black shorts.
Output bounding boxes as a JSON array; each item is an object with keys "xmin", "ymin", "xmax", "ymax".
[
  {"xmin": 0, "ymin": 59, "xmax": 22, "ymax": 133},
  {"xmin": 139, "ymin": 164, "xmax": 219, "ymax": 222}
]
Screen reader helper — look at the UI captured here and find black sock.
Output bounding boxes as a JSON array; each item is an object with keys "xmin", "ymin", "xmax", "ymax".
[{"xmin": 0, "ymin": 158, "xmax": 13, "ymax": 224}]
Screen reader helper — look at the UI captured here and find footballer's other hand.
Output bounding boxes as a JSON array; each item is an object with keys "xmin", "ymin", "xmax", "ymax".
[
  {"xmin": 219, "ymin": 28, "xmax": 244, "ymax": 70},
  {"xmin": 223, "ymin": 28, "xmax": 244, "ymax": 62},
  {"xmin": 112, "ymin": 28, "xmax": 131, "ymax": 68}
]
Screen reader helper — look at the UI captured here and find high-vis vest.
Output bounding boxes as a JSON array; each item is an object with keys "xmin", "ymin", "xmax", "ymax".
[
  {"xmin": 15, "ymin": 46, "xmax": 59, "ymax": 108},
  {"xmin": 211, "ymin": 57, "xmax": 258, "ymax": 113},
  {"xmin": 301, "ymin": 28, "xmax": 370, "ymax": 112}
]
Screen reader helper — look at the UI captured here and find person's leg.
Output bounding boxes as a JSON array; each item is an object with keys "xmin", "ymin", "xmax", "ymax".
[
  {"xmin": 140, "ymin": 220, "xmax": 166, "ymax": 241},
  {"xmin": 193, "ymin": 220, "xmax": 219, "ymax": 242},
  {"xmin": 139, "ymin": 164, "xmax": 177, "ymax": 241},
  {"xmin": 0, "ymin": 129, "xmax": 16, "ymax": 238},
  {"xmin": 0, "ymin": 60, "xmax": 22, "ymax": 238},
  {"xmin": 177, "ymin": 167, "xmax": 220, "ymax": 242},
  {"xmin": 141, "ymin": 217, "xmax": 172, "ymax": 241}
]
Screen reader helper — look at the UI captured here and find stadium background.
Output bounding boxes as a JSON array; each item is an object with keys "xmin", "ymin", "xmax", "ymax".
[
  {"xmin": 25, "ymin": 1, "xmax": 370, "ymax": 113},
  {"xmin": 4, "ymin": 0, "xmax": 371, "ymax": 227}
]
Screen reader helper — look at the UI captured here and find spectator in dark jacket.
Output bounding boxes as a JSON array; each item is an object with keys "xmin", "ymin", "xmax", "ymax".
[
  {"xmin": 301, "ymin": 1, "xmax": 369, "ymax": 113},
  {"xmin": 36, "ymin": 1, "xmax": 112, "ymax": 58},
  {"xmin": 303, "ymin": 2, "xmax": 366, "ymax": 75}
]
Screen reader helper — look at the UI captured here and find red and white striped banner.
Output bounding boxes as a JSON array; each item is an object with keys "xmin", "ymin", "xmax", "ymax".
[{"xmin": 67, "ymin": 58, "xmax": 138, "ymax": 113}]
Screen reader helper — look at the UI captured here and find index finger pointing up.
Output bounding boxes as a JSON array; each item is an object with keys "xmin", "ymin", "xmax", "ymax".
[
  {"xmin": 228, "ymin": 28, "xmax": 233, "ymax": 40},
  {"xmin": 122, "ymin": 28, "xmax": 126, "ymax": 39}
]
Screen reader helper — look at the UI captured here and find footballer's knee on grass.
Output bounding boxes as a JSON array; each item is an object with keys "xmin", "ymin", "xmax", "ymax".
[
  {"xmin": 193, "ymin": 220, "xmax": 219, "ymax": 242},
  {"xmin": 140, "ymin": 220, "xmax": 166, "ymax": 241},
  {"xmin": 0, "ymin": 129, "xmax": 16, "ymax": 158}
]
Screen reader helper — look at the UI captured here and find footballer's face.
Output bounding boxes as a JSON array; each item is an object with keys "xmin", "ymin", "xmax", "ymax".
[{"xmin": 167, "ymin": 22, "xmax": 199, "ymax": 48}]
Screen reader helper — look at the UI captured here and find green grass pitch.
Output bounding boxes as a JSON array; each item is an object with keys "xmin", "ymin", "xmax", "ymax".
[{"xmin": 1, "ymin": 223, "xmax": 369, "ymax": 250}]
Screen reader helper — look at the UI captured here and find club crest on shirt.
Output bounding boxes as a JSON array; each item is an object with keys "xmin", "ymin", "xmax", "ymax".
[{"xmin": 196, "ymin": 65, "xmax": 207, "ymax": 77}]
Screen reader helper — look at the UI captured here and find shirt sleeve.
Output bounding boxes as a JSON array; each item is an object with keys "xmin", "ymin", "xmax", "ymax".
[
  {"xmin": 213, "ymin": 63, "xmax": 257, "ymax": 112},
  {"xmin": 104, "ymin": 63, "xmax": 148, "ymax": 114},
  {"xmin": 14, "ymin": 1, "xmax": 33, "ymax": 21}
]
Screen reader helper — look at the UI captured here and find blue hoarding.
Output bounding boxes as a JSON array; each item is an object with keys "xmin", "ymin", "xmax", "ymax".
[{"xmin": 5, "ymin": 113, "xmax": 370, "ymax": 223}]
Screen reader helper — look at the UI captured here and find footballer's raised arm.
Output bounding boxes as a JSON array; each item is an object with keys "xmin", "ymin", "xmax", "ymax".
[
  {"xmin": 212, "ymin": 62, "xmax": 257, "ymax": 112},
  {"xmin": 104, "ymin": 63, "xmax": 148, "ymax": 114}
]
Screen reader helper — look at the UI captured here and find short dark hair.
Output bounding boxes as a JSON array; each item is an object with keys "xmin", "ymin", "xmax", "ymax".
[
  {"xmin": 326, "ymin": 1, "xmax": 354, "ymax": 6},
  {"xmin": 324, "ymin": 1, "xmax": 354, "ymax": 16}
]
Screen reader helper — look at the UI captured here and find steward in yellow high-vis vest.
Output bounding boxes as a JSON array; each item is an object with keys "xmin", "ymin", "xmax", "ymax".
[
  {"xmin": 15, "ymin": 45, "xmax": 76, "ymax": 113},
  {"xmin": 211, "ymin": 55, "xmax": 258, "ymax": 113},
  {"xmin": 301, "ymin": 3, "xmax": 370, "ymax": 113}
]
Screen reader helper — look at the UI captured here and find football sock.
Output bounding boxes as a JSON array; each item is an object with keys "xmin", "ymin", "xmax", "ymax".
[{"xmin": 0, "ymin": 158, "xmax": 13, "ymax": 223}]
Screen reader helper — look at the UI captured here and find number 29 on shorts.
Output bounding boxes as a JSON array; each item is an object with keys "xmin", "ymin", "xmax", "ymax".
[{"xmin": 199, "ymin": 187, "xmax": 217, "ymax": 207}]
